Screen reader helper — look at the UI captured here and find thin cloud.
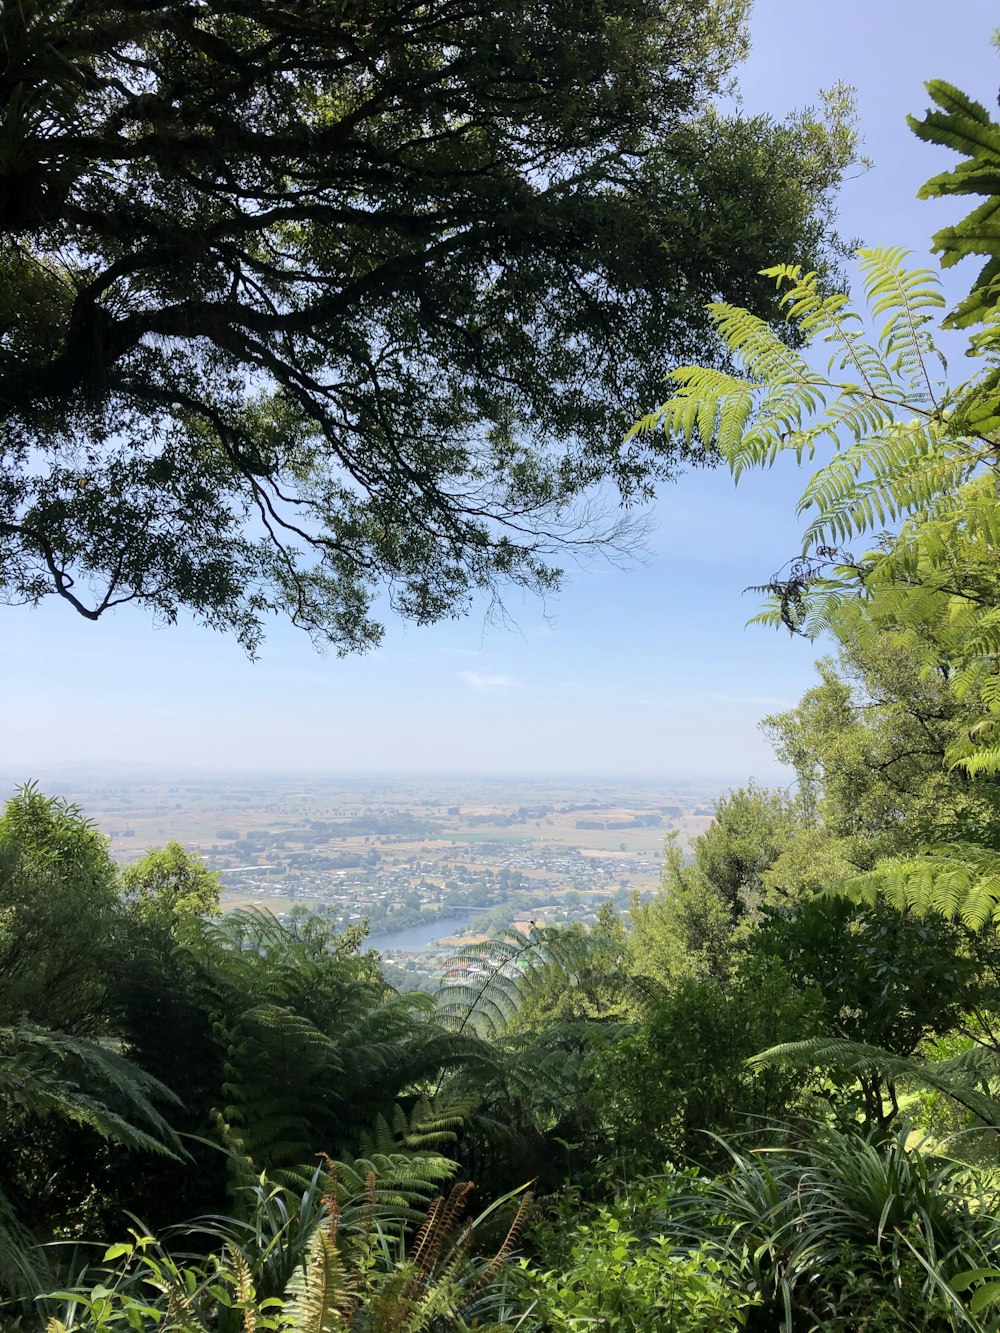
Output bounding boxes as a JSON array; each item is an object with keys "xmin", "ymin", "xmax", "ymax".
[
  {"xmin": 461, "ymin": 672, "xmax": 522, "ymax": 694},
  {"xmin": 709, "ymin": 692, "xmax": 794, "ymax": 709}
]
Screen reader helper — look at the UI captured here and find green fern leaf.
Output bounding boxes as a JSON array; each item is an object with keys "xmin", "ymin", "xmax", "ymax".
[{"xmin": 282, "ymin": 1229, "xmax": 351, "ymax": 1333}]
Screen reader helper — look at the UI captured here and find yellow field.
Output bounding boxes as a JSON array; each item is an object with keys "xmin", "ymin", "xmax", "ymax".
[{"xmin": 59, "ymin": 779, "xmax": 721, "ymax": 908}]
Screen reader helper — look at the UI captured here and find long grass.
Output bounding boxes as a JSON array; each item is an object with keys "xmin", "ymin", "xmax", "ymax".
[{"xmin": 652, "ymin": 1125, "xmax": 1000, "ymax": 1331}]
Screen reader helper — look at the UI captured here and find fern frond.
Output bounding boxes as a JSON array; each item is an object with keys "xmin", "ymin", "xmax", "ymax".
[
  {"xmin": 639, "ymin": 248, "xmax": 956, "ymax": 533},
  {"xmin": 333, "ymin": 1152, "xmax": 458, "ymax": 1234},
  {"xmin": 752, "ymin": 1036, "xmax": 1000, "ymax": 1129},
  {"xmin": 437, "ymin": 923, "xmax": 619, "ymax": 1040},
  {"xmin": 282, "ymin": 1228, "xmax": 352, "ymax": 1333},
  {"xmin": 357, "ymin": 1096, "xmax": 467, "ymax": 1161},
  {"xmin": 907, "ymin": 78, "xmax": 1000, "ymax": 440},
  {"xmin": 858, "ymin": 247, "xmax": 945, "ymax": 401},
  {"xmin": 0, "ymin": 1023, "xmax": 184, "ymax": 1158},
  {"xmin": 956, "ymin": 747, "xmax": 1000, "ymax": 779},
  {"xmin": 830, "ymin": 844, "xmax": 1000, "ymax": 928}
]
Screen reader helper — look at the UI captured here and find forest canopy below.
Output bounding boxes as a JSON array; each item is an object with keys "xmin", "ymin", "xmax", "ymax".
[{"xmin": 5, "ymin": 4, "xmax": 1000, "ymax": 1332}]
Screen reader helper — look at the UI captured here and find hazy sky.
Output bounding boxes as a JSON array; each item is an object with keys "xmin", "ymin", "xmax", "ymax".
[{"xmin": 3, "ymin": 1, "xmax": 998, "ymax": 781}]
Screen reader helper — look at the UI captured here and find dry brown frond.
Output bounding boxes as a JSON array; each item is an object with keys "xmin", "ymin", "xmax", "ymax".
[
  {"xmin": 318, "ymin": 1152, "xmax": 341, "ymax": 1247},
  {"xmin": 408, "ymin": 1194, "xmax": 445, "ymax": 1273},
  {"xmin": 475, "ymin": 1192, "xmax": 534, "ymax": 1291}
]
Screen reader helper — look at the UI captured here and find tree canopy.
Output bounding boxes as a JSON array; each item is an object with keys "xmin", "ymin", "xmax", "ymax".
[
  {"xmin": 11, "ymin": 48, "xmax": 1000, "ymax": 1333},
  {"xmin": 0, "ymin": 0, "xmax": 855, "ymax": 652}
]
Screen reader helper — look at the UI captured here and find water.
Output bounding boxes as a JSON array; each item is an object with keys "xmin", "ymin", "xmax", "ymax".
[{"xmin": 366, "ymin": 913, "xmax": 473, "ymax": 954}]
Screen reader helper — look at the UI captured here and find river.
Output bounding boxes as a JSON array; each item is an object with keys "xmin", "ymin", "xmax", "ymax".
[{"xmin": 366, "ymin": 913, "xmax": 474, "ymax": 953}]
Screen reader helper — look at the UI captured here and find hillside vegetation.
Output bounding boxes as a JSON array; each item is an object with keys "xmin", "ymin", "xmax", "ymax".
[{"xmin": 5, "ymin": 5, "xmax": 1000, "ymax": 1330}]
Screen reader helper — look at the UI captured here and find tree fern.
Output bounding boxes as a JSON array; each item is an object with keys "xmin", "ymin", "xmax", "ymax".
[
  {"xmin": 910, "ymin": 80, "xmax": 1000, "ymax": 353},
  {"xmin": 633, "ymin": 249, "xmax": 953, "ymax": 541},
  {"xmin": 436, "ymin": 924, "xmax": 617, "ymax": 1039},
  {"xmin": 357, "ymin": 1097, "xmax": 466, "ymax": 1161},
  {"xmin": 630, "ymin": 202, "xmax": 1000, "ymax": 938},
  {"xmin": 753, "ymin": 1036, "xmax": 1000, "ymax": 1132},
  {"xmin": 0, "ymin": 1022, "xmax": 184, "ymax": 1158},
  {"xmin": 435, "ymin": 923, "xmax": 635, "ymax": 1192},
  {"xmin": 184, "ymin": 908, "xmax": 477, "ymax": 1184},
  {"xmin": 633, "ymin": 236, "xmax": 1000, "ymax": 791},
  {"xmin": 831, "ymin": 844, "xmax": 1000, "ymax": 929}
]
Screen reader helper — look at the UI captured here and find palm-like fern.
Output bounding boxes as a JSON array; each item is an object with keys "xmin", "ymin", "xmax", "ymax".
[
  {"xmin": 631, "ymin": 248, "xmax": 960, "ymax": 563},
  {"xmin": 631, "ymin": 176, "xmax": 1000, "ymax": 789},
  {"xmin": 0, "ymin": 1022, "xmax": 183, "ymax": 1157},
  {"xmin": 753, "ymin": 1036, "xmax": 1000, "ymax": 1134},
  {"xmin": 910, "ymin": 80, "xmax": 1000, "ymax": 437},
  {"xmin": 357, "ymin": 1097, "xmax": 467, "ymax": 1162},
  {"xmin": 0, "ymin": 1022, "xmax": 183, "ymax": 1311},
  {"xmin": 633, "ymin": 235, "xmax": 1000, "ymax": 927},
  {"xmin": 831, "ymin": 843, "xmax": 1000, "ymax": 929},
  {"xmin": 437, "ymin": 927, "xmax": 560, "ymax": 1040},
  {"xmin": 185, "ymin": 908, "xmax": 477, "ymax": 1184},
  {"xmin": 437, "ymin": 923, "xmax": 623, "ymax": 1039},
  {"xmin": 436, "ymin": 925, "xmax": 635, "ymax": 1190},
  {"xmin": 633, "ymin": 249, "xmax": 994, "ymax": 740}
]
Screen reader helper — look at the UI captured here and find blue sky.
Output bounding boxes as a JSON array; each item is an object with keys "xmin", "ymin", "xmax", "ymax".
[{"xmin": 3, "ymin": 1, "xmax": 998, "ymax": 782}]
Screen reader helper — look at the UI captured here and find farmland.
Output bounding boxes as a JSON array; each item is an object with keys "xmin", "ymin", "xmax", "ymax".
[{"xmin": 1, "ymin": 770, "xmax": 724, "ymax": 986}]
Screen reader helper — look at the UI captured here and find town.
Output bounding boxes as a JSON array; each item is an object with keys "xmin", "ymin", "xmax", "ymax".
[{"xmin": 19, "ymin": 769, "xmax": 726, "ymax": 988}]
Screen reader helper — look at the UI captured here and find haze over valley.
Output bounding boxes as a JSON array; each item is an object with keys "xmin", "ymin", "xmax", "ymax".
[{"xmin": 0, "ymin": 770, "xmax": 723, "ymax": 989}]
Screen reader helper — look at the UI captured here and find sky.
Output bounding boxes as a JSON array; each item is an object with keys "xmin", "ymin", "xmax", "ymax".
[{"xmin": 2, "ymin": 0, "xmax": 999, "ymax": 783}]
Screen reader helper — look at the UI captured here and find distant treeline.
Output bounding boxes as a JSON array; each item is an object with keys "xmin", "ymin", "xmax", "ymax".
[
  {"xmin": 574, "ymin": 815, "xmax": 664, "ymax": 831},
  {"xmin": 215, "ymin": 815, "xmax": 445, "ymax": 850},
  {"xmin": 307, "ymin": 815, "xmax": 445, "ymax": 838}
]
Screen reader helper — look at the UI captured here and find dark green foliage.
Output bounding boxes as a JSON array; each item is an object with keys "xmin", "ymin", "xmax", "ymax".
[
  {"xmin": 91, "ymin": 904, "xmax": 482, "ymax": 1232},
  {"xmin": 0, "ymin": 1024, "xmax": 182, "ymax": 1160},
  {"xmin": 763, "ymin": 898, "xmax": 977, "ymax": 1057},
  {"xmin": 0, "ymin": 0, "xmax": 857, "ymax": 651},
  {"xmin": 909, "ymin": 81, "xmax": 1000, "ymax": 435},
  {"xmin": 197, "ymin": 909, "xmax": 475, "ymax": 1179},
  {"xmin": 436, "ymin": 923, "xmax": 634, "ymax": 1191},
  {"xmin": 656, "ymin": 1126, "xmax": 999, "ymax": 1331},
  {"xmin": 692, "ymin": 783, "xmax": 807, "ymax": 918},
  {"xmin": 0, "ymin": 1186, "xmax": 55, "ymax": 1321},
  {"xmin": 0, "ymin": 785, "xmax": 489, "ymax": 1267},
  {"xmin": 595, "ymin": 956, "xmax": 820, "ymax": 1169},
  {"xmin": 754, "ymin": 1037, "xmax": 1000, "ymax": 1136},
  {"xmin": 0, "ymin": 784, "xmax": 119, "ymax": 1030},
  {"xmin": 758, "ymin": 898, "xmax": 978, "ymax": 1119},
  {"xmin": 0, "ymin": 1024, "xmax": 182, "ymax": 1314},
  {"xmin": 628, "ymin": 788, "xmax": 816, "ymax": 984},
  {"xmin": 4, "ymin": 761, "xmax": 1000, "ymax": 1331},
  {"xmin": 761, "ymin": 635, "xmax": 1000, "ymax": 867},
  {"xmin": 0, "ymin": 787, "xmax": 189, "ymax": 1306}
]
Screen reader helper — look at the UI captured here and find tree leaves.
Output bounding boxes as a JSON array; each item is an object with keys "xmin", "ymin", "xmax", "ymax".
[
  {"xmin": 0, "ymin": 0, "xmax": 859, "ymax": 650},
  {"xmin": 909, "ymin": 79, "xmax": 1000, "ymax": 424}
]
